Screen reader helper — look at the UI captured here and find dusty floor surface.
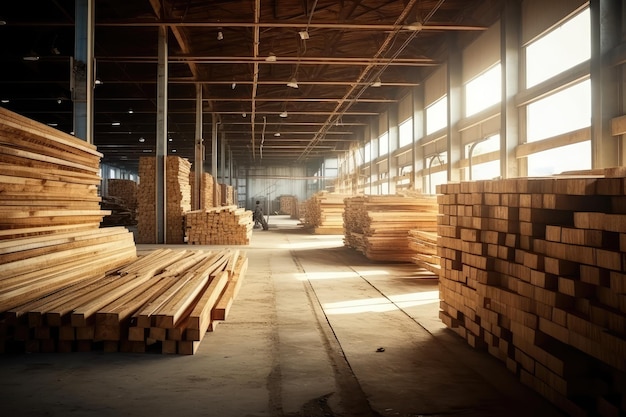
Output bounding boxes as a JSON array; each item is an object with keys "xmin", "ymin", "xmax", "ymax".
[{"xmin": 0, "ymin": 216, "xmax": 565, "ymax": 417}]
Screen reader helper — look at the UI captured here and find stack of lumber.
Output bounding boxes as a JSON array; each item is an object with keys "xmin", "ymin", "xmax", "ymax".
[
  {"xmin": 2, "ymin": 248, "xmax": 247, "ymax": 355},
  {"xmin": 136, "ymin": 156, "xmax": 191, "ymax": 244},
  {"xmin": 279, "ymin": 195, "xmax": 297, "ymax": 215},
  {"xmin": 303, "ymin": 191, "xmax": 351, "ymax": 234},
  {"xmin": 190, "ymin": 171, "xmax": 215, "ymax": 209},
  {"xmin": 408, "ymin": 230, "xmax": 440, "ymax": 274},
  {"xmin": 293, "ymin": 201, "xmax": 305, "ymax": 221},
  {"xmin": 343, "ymin": 195, "xmax": 438, "ymax": 262},
  {"xmin": 185, "ymin": 206, "xmax": 253, "ymax": 245},
  {"xmin": 107, "ymin": 179, "xmax": 137, "ymax": 218},
  {"xmin": 437, "ymin": 169, "xmax": 626, "ymax": 416},
  {"xmin": 219, "ymin": 183, "xmax": 234, "ymax": 206},
  {"xmin": 0, "ymin": 107, "xmax": 138, "ymax": 351}
]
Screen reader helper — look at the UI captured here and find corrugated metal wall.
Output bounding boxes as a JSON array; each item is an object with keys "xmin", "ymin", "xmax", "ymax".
[{"xmin": 245, "ymin": 165, "xmax": 310, "ymax": 211}]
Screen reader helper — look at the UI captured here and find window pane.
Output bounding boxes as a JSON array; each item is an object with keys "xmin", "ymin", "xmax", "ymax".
[
  {"xmin": 527, "ymin": 141, "xmax": 591, "ymax": 176},
  {"xmin": 379, "ymin": 132, "xmax": 389, "ymax": 156},
  {"xmin": 399, "ymin": 119, "xmax": 413, "ymax": 147},
  {"xmin": 426, "ymin": 97, "xmax": 447, "ymax": 135},
  {"xmin": 364, "ymin": 142, "xmax": 371, "ymax": 163},
  {"xmin": 526, "ymin": 8, "xmax": 590, "ymax": 88},
  {"xmin": 465, "ymin": 134, "xmax": 500, "ymax": 158},
  {"xmin": 427, "ymin": 171, "xmax": 447, "ymax": 194},
  {"xmin": 465, "ymin": 64, "xmax": 501, "ymax": 117},
  {"xmin": 527, "ymin": 79, "xmax": 590, "ymax": 142},
  {"xmin": 469, "ymin": 160, "xmax": 500, "ymax": 181}
]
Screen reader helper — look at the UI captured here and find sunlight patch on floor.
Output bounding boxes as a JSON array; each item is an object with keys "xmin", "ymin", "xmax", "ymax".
[
  {"xmin": 322, "ymin": 291, "xmax": 439, "ymax": 315},
  {"xmin": 294, "ymin": 270, "xmax": 389, "ymax": 281}
]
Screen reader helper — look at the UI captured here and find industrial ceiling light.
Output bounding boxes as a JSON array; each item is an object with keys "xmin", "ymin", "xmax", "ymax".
[
  {"xmin": 111, "ymin": 121, "xmax": 121, "ymax": 126},
  {"xmin": 371, "ymin": 78, "xmax": 382, "ymax": 87},
  {"xmin": 22, "ymin": 51, "xmax": 39, "ymax": 61},
  {"xmin": 95, "ymin": 78, "xmax": 103, "ymax": 85},
  {"xmin": 265, "ymin": 53, "xmax": 277, "ymax": 62},
  {"xmin": 231, "ymin": 82, "xmax": 237, "ymax": 89},
  {"xmin": 298, "ymin": 30, "xmax": 309, "ymax": 40},
  {"xmin": 287, "ymin": 78, "xmax": 299, "ymax": 88},
  {"xmin": 138, "ymin": 137, "xmax": 145, "ymax": 143},
  {"xmin": 217, "ymin": 30, "xmax": 224, "ymax": 41},
  {"xmin": 279, "ymin": 111, "xmax": 288, "ymax": 118},
  {"xmin": 242, "ymin": 112, "xmax": 247, "ymax": 118},
  {"xmin": 274, "ymin": 132, "xmax": 281, "ymax": 137},
  {"xmin": 0, "ymin": 19, "xmax": 7, "ymax": 25},
  {"xmin": 1, "ymin": 99, "xmax": 9, "ymax": 104},
  {"xmin": 128, "ymin": 108, "xmax": 134, "ymax": 114},
  {"xmin": 405, "ymin": 21, "xmax": 424, "ymax": 31}
]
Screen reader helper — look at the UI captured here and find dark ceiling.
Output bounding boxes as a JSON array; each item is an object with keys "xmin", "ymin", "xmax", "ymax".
[{"xmin": 0, "ymin": 0, "xmax": 501, "ymax": 172}]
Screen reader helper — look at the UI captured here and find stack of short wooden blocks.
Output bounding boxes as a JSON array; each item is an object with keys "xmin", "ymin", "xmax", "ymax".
[
  {"xmin": 190, "ymin": 171, "xmax": 215, "ymax": 209},
  {"xmin": 185, "ymin": 206, "xmax": 253, "ymax": 245},
  {"xmin": 107, "ymin": 179, "xmax": 138, "ymax": 218},
  {"xmin": 437, "ymin": 169, "xmax": 626, "ymax": 416},
  {"xmin": 136, "ymin": 156, "xmax": 191, "ymax": 243},
  {"xmin": 279, "ymin": 195, "xmax": 297, "ymax": 215},
  {"xmin": 343, "ymin": 194, "xmax": 439, "ymax": 262},
  {"xmin": 304, "ymin": 191, "xmax": 350, "ymax": 234}
]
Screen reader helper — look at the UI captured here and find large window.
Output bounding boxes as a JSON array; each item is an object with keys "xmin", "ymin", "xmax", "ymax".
[
  {"xmin": 465, "ymin": 64, "xmax": 501, "ymax": 117},
  {"xmin": 426, "ymin": 153, "xmax": 447, "ymax": 194},
  {"xmin": 426, "ymin": 97, "xmax": 447, "ymax": 135},
  {"xmin": 364, "ymin": 142, "xmax": 371, "ymax": 163},
  {"xmin": 527, "ymin": 79, "xmax": 590, "ymax": 142},
  {"xmin": 379, "ymin": 132, "xmax": 389, "ymax": 156},
  {"xmin": 526, "ymin": 8, "xmax": 590, "ymax": 88},
  {"xmin": 528, "ymin": 141, "xmax": 591, "ymax": 176},
  {"xmin": 465, "ymin": 134, "xmax": 500, "ymax": 180},
  {"xmin": 399, "ymin": 119, "xmax": 413, "ymax": 147}
]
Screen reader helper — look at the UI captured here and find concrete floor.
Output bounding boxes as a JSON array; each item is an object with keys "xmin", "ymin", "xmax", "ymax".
[{"xmin": 0, "ymin": 215, "xmax": 566, "ymax": 417}]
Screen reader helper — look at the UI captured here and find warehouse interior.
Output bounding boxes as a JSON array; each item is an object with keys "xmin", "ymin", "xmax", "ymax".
[{"xmin": 2, "ymin": 0, "xmax": 626, "ymax": 416}]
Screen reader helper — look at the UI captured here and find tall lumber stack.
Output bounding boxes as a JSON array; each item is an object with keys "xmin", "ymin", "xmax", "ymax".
[
  {"xmin": 279, "ymin": 195, "xmax": 297, "ymax": 215},
  {"xmin": 2, "ymin": 248, "xmax": 247, "ymax": 355},
  {"xmin": 136, "ymin": 156, "xmax": 191, "ymax": 244},
  {"xmin": 107, "ymin": 179, "xmax": 137, "ymax": 217},
  {"xmin": 437, "ymin": 169, "xmax": 626, "ymax": 416},
  {"xmin": 408, "ymin": 230, "xmax": 440, "ymax": 274},
  {"xmin": 185, "ymin": 206, "xmax": 253, "ymax": 245},
  {"xmin": 0, "ymin": 108, "xmax": 137, "ymax": 345},
  {"xmin": 219, "ymin": 183, "xmax": 234, "ymax": 206},
  {"xmin": 304, "ymin": 191, "xmax": 350, "ymax": 234},
  {"xmin": 190, "ymin": 171, "xmax": 215, "ymax": 209},
  {"xmin": 343, "ymin": 195, "xmax": 438, "ymax": 262}
]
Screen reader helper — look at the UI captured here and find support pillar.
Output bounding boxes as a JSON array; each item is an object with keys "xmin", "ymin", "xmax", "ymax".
[
  {"xmin": 156, "ymin": 26, "xmax": 168, "ymax": 243},
  {"xmin": 500, "ymin": 0, "xmax": 521, "ymax": 178},
  {"xmin": 72, "ymin": 0, "xmax": 94, "ymax": 143},
  {"xmin": 194, "ymin": 84, "xmax": 203, "ymax": 210},
  {"xmin": 446, "ymin": 33, "xmax": 462, "ymax": 183},
  {"xmin": 590, "ymin": 0, "xmax": 621, "ymax": 168}
]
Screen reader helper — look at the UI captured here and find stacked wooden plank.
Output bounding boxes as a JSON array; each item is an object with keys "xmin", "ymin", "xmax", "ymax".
[
  {"xmin": 437, "ymin": 169, "xmax": 626, "ymax": 416},
  {"xmin": 408, "ymin": 230, "xmax": 440, "ymax": 274},
  {"xmin": 219, "ymin": 183, "xmax": 234, "ymax": 206},
  {"xmin": 136, "ymin": 156, "xmax": 191, "ymax": 244},
  {"xmin": 185, "ymin": 206, "xmax": 253, "ymax": 245},
  {"xmin": 190, "ymin": 171, "xmax": 215, "ymax": 209},
  {"xmin": 304, "ymin": 191, "xmax": 351, "ymax": 234},
  {"xmin": 279, "ymin": 195, "xmax": 297, "ymax": 215},
  {"xmin": 343, "ymin": 195, "xmax": 439, "ymax": 262},
  {"xmin": 107, "ymin": 179, "xmax": 137, "ymax": 217},
  {"xmin": 2, "ymin": 248, "xmax": 247, "ymax": 355},
  {"xmin": 0, "ymin": 108, "xmax": 138, "ymax": 352}
]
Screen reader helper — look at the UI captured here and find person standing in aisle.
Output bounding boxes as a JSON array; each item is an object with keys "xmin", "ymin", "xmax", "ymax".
[{"xmin": 254, "ymin": 200, "xmax": 269, "ymax": 230}]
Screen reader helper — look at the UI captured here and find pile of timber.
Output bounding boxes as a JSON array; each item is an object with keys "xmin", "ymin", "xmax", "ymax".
[
  {"xmin": 107, "ymin": 179, "xmax": 137, "ymax": 217},
  {"xmin": 219, "ymin": 184, "xmax": 234, "ymax": 206},
  {"xmin": 408, "ymin": 230, "xmax": 440, "ymax": 274},
  {"xmin": 190, "ymin": 171, "xmax": 215, "ymax": 209},
  {"xmin": 303, "ymin": 191, "xmax": 350, "ymax": 234},
  {"xmin": 1, "ymin": 248, "xmax": 247, "ymax": 354},
  {"xmin": 136, "ymin": 156, "xmax": 191, "ymax": 244},
  {"xmin": 185, "ymin": 206, "xmax": 253, "ymax": 245},
  {"xmin": 293, "ymin": 201, "xmax": 306, "ymax": 221},
  {"xmin": 343, "ymin": 194, "xmax": 439, "ymax": 262},
  {"xmin": 279, "ymin": 195, "xmax": 297, "ymax": 215},
  {"xmin": 437, "ymin": 169, "xmax": 626, "ymax": 416},
  {"xmin": 0, "ymin": 108, "xmax": 138, "ymax": 350}
]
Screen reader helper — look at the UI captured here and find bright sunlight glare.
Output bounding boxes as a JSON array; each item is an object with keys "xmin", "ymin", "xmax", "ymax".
[
  {"xmin": 294, "ymin": 270, "xmax": 390, "ymax": 281},
  {"xmin": 323, "ymin": 291, "xmax": 439, "ymax": 315}
]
